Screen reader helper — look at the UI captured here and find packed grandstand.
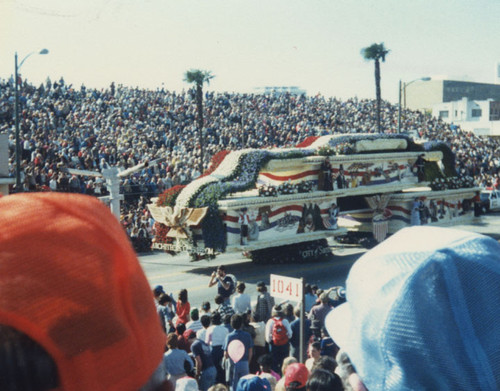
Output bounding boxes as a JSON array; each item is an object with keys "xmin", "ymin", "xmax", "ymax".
[{"xmin": 1, "ymin": 77, "xmax": 499, "ymax": 252}]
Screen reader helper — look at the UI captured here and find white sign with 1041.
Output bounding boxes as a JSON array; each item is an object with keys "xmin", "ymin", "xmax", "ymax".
[{"xmin": 270, "ymin": 274, "xmax": 303, "ymax": 302}]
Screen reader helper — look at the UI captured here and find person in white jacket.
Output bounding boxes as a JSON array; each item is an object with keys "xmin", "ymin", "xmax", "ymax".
[{"xmin": 231, "ymin": 281, "xmax": 252, "ymax": 314}]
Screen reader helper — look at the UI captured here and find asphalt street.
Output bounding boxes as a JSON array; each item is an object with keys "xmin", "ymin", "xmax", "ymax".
[{"xmin": 138, "ymin": 213, "xmax": 500, "ymax": 309}]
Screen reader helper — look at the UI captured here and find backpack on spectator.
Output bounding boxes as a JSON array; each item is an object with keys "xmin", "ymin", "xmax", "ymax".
[{"xmin": 271, "ymin": 317, "xmax": 288, "ymax": 346}]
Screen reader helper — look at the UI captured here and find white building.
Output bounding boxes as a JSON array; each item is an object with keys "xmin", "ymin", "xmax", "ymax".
[
  {"xmin": 406, "ymin": 79, "xmax": 500, "ymax": 111},
  {"xmin": 432, "ymin": 97, "xmax": 500, "ymax": 137}
]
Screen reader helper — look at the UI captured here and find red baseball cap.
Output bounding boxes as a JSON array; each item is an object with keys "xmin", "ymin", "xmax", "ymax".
[
  {"xmin": 0, "ymin": 193, "xmax": 165, "ymax": 391},
  {"xmin": 284, "ymin": 363, "xmax": 309, "ymax": 388}
]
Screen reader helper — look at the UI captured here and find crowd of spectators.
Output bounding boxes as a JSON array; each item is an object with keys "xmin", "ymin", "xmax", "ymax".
[
  {"xmin": 1, "ymin": 76, "xmax": 500, "ymax": 252},
  {"xmin": 2, "ymin": 190, "xmax": 496, "ymax": 390},
  {"xmin": 156, "ymin": 279, "xmax": 345, "ymax": 391},
  {"xmin": 0, "ymin": 191, "xmax": 345, "ymax": 391}
]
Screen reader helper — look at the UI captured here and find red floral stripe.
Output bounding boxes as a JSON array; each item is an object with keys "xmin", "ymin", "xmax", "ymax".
[
  {"xmin": 295, "ymin": 136, "xmax": 320, "ymax": 148},
  {"xmin": 200, "ymin": 150, "xmax": 231, "ymax": 178},
  {"xmin": 260, "ymin": 170, "xmax": 319, "ymax": 181}
]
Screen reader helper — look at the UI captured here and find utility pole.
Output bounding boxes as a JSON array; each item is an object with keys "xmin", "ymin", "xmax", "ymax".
[{"xmin": 398, "ymin": 80, "xmax": 402, "ymax": 134}]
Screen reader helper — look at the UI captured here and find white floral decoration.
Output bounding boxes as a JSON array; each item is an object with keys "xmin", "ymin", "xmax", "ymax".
[{"xmin": 175, "ymin": 150, "xmax": 248, "ymax": 207}]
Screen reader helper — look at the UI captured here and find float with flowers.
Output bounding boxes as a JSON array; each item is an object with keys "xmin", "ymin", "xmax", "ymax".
[{"xmin": 148, "ymin": 133, "xmax": 480, "ymax": 262}]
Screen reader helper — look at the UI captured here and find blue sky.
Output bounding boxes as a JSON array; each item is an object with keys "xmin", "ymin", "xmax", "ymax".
[{"xmin": 1, "ymin": 0, "xmax": 499, "ymax": 103}]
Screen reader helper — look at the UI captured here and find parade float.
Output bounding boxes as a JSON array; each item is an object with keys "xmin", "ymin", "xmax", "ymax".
[{"xmin": 148, "ymin": 133, "xmax": 479, "ymax": 262}]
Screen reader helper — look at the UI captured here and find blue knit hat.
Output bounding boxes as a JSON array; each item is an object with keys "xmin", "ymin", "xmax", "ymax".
[
  {"xmin": 153, "ymin": 285, "xmax": 164, "ymax": 295},
  {"xmin": 326, "ymin": 226, "xmax": 500, "ymax": 391}
]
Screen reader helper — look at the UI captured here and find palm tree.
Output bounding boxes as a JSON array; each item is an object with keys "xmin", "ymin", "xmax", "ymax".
[
  {"xmin": 184, "ymin": 69, "xmax": 214, "ymax": 174},
  {"xmin": 361, "ymin": 43, "xmax": 389, "ymax": 133}
]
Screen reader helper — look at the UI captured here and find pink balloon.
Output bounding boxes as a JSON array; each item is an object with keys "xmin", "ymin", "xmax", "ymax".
[{"xmin": 227, "ymin": 339, "xmax": 245, "ymax": 363}]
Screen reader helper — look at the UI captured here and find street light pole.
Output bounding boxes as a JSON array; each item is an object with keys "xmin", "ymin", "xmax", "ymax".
[
  {"xmin": 404, "ymin": 82, "xmax": 408, "ymax": 109},
  {"xmin": 14, "ymin": 53, "xmax": 21, "ymax": 191},
  {"xmin": 398, "ymin": 80, "xmax": 402, "ymax": 133},
  {"xmin": 397, "ymin": 77, "xmax": 431, "ymax": 134},
  {"xmin": 14, "ymin": 49, "xmax": 48, "ymax": 191}
]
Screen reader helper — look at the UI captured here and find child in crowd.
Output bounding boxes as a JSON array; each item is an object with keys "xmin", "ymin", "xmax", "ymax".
[
  {"xmin": 256, "ymin": 354, "xmax": 281, "ymax": 382},
  {"xmin": 305, "ymin": 341, "xmax": 321, "ymax": 372},
  {"xmin": 176, "ymin": 288, "xmax": 191, "ymax": 326}
]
